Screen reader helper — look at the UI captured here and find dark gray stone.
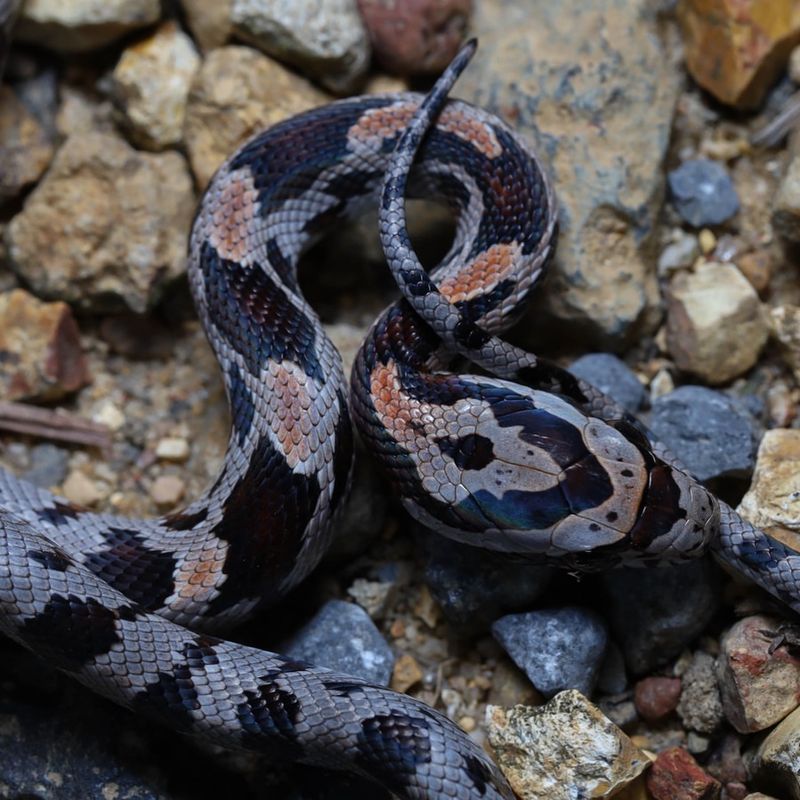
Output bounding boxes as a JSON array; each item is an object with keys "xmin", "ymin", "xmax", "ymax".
[
  {"xmin": 423, "ymin": 534, "xmax": 553, "ymax": 635},
  {"xmin": 596, "ymin": 641, "xmax": 628, "ymax": 695},
  {"xmin": 22, "ymin": 443, "xmax": 68, "ymax": 488},
  {"xmin": 668, "ymin": 158, "xmax": 740, "ymax": 227},
  {"xmin": 568, "ymin": 353, "xmax": 647, "ymax": 414},
  {"xmin": 601, "ymin": 559, "xmax": 720, "ymax": 675},
  {"xmin": 491, "ymin": 606, "xmax": 608, "ymax": 698},
  {"xmin": 648, "ymin": 385, "xmax": 760, "ymax": 481},
  {"xmin": 0, "ymin": 645, "xmax": 168, "ymax": 800},
  {"xmin": 282, "ymin": 599, "xmax": 394, "ymax": 685}
]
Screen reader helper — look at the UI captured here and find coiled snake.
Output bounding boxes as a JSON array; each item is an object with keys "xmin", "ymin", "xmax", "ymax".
[{"xmin": 1, "ymin": 39, "xmax": 799, "ymax": 800}]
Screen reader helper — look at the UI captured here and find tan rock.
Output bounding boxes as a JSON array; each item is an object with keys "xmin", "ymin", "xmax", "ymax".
[
  {"xmin": 753, "ymin": 705, "xmax": 800, "ymax": 799},
  {"xmin": 737, "ymin": 250, "xmax": 772, "ymax": 294},
  {"xmin": 6, "ymin": 131, "xmax": 195, "ymax": 313},
  {"xmin": 155, "ymin": 437, "xmax": 190, "ymax": 462},
  {"xmin": 229, "ymin": 0, "xmax": 370, "ymax": 93},
  {"xmin": 770, "ymin": 305, "xmax": 800, "ymax": 383},
  {"xmin": 0, "ymin": 85, "xmax": 54, "ymax": 200},
  {"xmin": 0, "ymin": 289, "xmax": 89, "ymax": 401},
  {"xmin": 678, "ymin": 0, "xmax": 800, "ymax": 110},
  {"xmin": 738, "ymin": 429, "xmax": 800, "ymax": 532},
  {"xmin": 184, "ymin": 46, "xmax": 328, "ymax": 188},
  {"xmin": 457, "ymin": 0, "xmax": 675, "ymax": 349},
  {"xmin": 486, "ymin": 692, "xmax": 649, "ymax": 799},
  {"xmin": 717, "ymin": 615, "xmax": 800, "ymax": 734},
  {"xmin": 179, "ymin": 0, "xmax": 233, "ymax": 51},
  {"xmin": 391, "ymin": 653, "xmax": 424, "ymax": 693},
  {"xmin": 111, "ymin": 21, "xmax": 200, "ymax": 150},
  {"xmin": 62, "ymin": 469, "xmax": 101, "ymax": 507},
  {"xmin": 150, "ymin": 474, "xmax": 186, "ymax": 508},
  {"xmin": 357, "ymin": 0, "xmax": 471, "ymax": 75},
  {"xmin": 16, "ymin": 0, "xmax": 161, "ymax": 53},
  {"xmin": 666, "ymin": 261, "xmax": 768, "ymax": 384},
  {"xmin": 56, "ymin": 84, "xmax": 115, "ymax": 138}
]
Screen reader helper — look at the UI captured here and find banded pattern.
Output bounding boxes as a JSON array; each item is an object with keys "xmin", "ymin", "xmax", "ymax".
[{"xmin": 1, "ymin": 39, "xmax": 800, "ymax": 800}]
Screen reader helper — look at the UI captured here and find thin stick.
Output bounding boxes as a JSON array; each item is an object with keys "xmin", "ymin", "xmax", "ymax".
[
  {"xmin": 0, "ymin": 401, "xmax": 112, "ymax": 452},
  {"xmin": 751, "ymin": 90, "xmax": 800, "ymax": 148}
]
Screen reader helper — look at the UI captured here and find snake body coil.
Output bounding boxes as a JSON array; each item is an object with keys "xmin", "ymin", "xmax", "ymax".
[{"xmin": 1, "ymin": 41, "xmax": 800, "ymax": 800}]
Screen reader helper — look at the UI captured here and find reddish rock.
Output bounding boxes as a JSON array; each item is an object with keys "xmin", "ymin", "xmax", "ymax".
[
  {"xmin": 357, "ymin": 0, "xmax": 471, "ymax": 75},
  {"xmin": 0, "ymin": 289, "xmax": 89, "ymax": 401},
  {"xmin": 646, "ymin": 747, "xmax": 722, "ymax": 800},
  {"xmin": 678, "ymin": 0, "xmax": 800, "ymax": 109},
  {"xmin": 717, "ymin": 614, "xmax": 800, "ymax": 733},
  {"xmin": 634, "ymin": 676, "xmax": 682, "ymax": 722}
]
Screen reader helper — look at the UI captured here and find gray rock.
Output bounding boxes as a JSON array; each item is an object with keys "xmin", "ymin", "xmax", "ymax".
[
  {"xmin": 568, "ymin": 353, "xmax": 647, "ymax": 414},
  {"xmin": 230, "ymin": 0, "xmax": 370, "ymax": 93},
  {"xmin": 601, "ymin": 559, "xmax": 720, "ymax": 675},
  {"xmin": 492, "ymin": 607, "xmax": 608, "ymax": 698},
  {"xmin": 668, "ymin": 158, "xmax": 740, "ymax": 227},
  {"xmin": 423, "ymin": 534, "xmax": 553, "ymax": 635},
  {"xmin": 21, "ymin": 443, "xmax": 68, "ymax": 488},
  {"xmin": 282, "ymin": 599, "xmax": 394, "ymax": 685},
  {"xmin": 677, "ymin": 651, "xmax": 724, "ymax": 735},
  {"xmin": 658, "ymin": 232, "xmax": 700, "ymax": 277},
  {"xmin": 15, "ymin": 0, "xmax": 161, "ymax": 53},
  {"xmin": 0, "ymin": 647, "xmax": 168, "ymax": 800},
  {"xmin": 457, "ymin": 0, "xmax": 679, "ymax": 349},
  {"xmin": 648, "ymin": 386, "xmax": 760, "ymax": 482}
]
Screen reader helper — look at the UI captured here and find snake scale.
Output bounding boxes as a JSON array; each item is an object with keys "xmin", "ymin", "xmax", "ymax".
[{"xmin": 1, "ymin": 37, "xmax": 800, "ymax": 800}]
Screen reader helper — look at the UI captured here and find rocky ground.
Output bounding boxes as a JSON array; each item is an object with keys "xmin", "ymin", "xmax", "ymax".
[{"xmin": 2, "ymin": 0, "xmax": 800, "ymax": 798}]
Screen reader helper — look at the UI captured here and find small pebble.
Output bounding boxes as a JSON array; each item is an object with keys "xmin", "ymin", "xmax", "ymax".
[
  {"xmin": 347, "ymin": 577, "xmax": 394, "ymax": 620},
  {"xmin": 61, "ymin": 469, "xmax": 101, "ymax": 507},
  {"xmin": 666, "ymin": 261, "xmax": 768, "ymax": 385},
  {"xmin": 283, "ymin": 600, "xmax": 394, "ymax": 686},
  {"xmin": 649, "ymin": 386, "xmax": 759, "ymax": 482},
  {"xmin": 150, "ymin": 475, "xmax": 185, "ymax": 507},
  {"xmin": 658, "ymin": 232, "xmax": 700, "ymax": 277},
  {"xmin": 698, "ymin": 228, "xmax": 716, "ymax": 254},
  {"xmin": 568, "ymin": 353, "xmax": 647, "ymax": 414},
  {"xmin": 649, "ymin": 368, "xmax": 675, "ymax": 400},
  {"xmin": 736, "ymin": 251, "xmax": 771, "ymax": 294},
  {"xmin": 646, "ymin": 747, "xmax": 721, "ymax": 800},
  {"xmin": 491, "ymin": 606, "xmax": 608, "ymax": 698},
  {"xmin": 668, "ymin": 158, "xmax": 740, "ymax": 227},
  {"xmin": 413, "ymin": 585, "xmax": 440, "ymax": 629},
  {"xmin": 686, "ymin": 732, "xmax": 711, "ymax": 755},
  {"xmin": 676, "ymin": 651, "xmax": 724, "ymax": 736},
  {"xmin": 391, "ymin": 654, "xmax": 423, "ymax": 693},
  {"xmin": 458, "ymin": 716, "xmax": 476, "ymax": 733},
  {"xmin": 93, "ymin": 400, "xmax": 126, "ymax": 432},
  {"xmin": 634, "ymin": 677, "xmax": 682, "ymax": 723},
  {"xmin": 155, "ymin": 437, "xmax": 190, "ymax": 461}
]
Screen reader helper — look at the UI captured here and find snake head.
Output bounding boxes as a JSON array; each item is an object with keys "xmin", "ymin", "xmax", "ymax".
[{"xmin": 394, "ymin": 377, "xmax": 718, "ymax": 567}]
